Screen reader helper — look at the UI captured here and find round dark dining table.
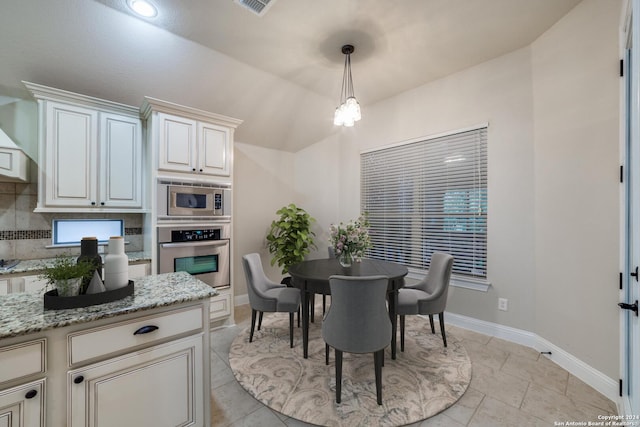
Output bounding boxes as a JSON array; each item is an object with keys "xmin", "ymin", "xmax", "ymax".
[{"xmin": 288, "ymin": 258, "xmax": 408, "ymax": 359}]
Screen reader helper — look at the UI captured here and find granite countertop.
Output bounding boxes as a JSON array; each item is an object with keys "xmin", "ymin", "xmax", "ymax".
[
  {"xmin": 0, "ymin": 271, "xmax": 217, "ymax": 339},
  {"xmin": 0, "ymin": 251, "xmax": 151, "ymax": 276}
]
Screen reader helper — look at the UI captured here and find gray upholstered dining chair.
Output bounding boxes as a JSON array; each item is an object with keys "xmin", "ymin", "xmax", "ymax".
[
  {"xmin": 397, "ymin": 252, "xmax": 454, "ymax": 349},
  {"xmin": 242, "ymin": 253, "xmax": 301, "ymax": 348},
  {"xmin": 322, "ymin": 275, "xmax": 391, "ymax": 405}
]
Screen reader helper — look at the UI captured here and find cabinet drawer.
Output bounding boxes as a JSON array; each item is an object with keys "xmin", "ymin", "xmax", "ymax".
[
  {"xmin": 0, "ymin": 339, "xmax": 46, "ymax": 384},
  {"xmin": 210, "ymin": 293, "xmax": 231, "ymax": 321},
  {"xmin": 68, "ymin": 306, "xmax": 203, "ymax": 365}
]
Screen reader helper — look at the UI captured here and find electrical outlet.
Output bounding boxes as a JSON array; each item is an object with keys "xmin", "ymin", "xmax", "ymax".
[{"xmin": 498, "ymin": 298, "xmax": 508, "ymax": 311}]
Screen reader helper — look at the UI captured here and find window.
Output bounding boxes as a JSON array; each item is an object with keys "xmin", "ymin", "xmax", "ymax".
[
  {"xmin": 52, "ymin": 219, "xmax": 124, "ymax": 247},
  {"xmin": 360, "ymin": 126, "xmax": 488, "ymax": 281}
]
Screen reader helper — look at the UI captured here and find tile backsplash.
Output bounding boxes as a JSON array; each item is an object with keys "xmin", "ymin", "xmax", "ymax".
[{"xmin": 0, "ymin": 182, "xmax": 144, "ymax": 260}]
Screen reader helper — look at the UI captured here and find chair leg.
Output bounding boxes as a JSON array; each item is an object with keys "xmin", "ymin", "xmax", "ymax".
[
  {"xmin": 439, "ymin": 312, "xmax": 447, "ymax": 347},
  {"xmin": 297, "ymin": 306, "xmax": 301, "ymax": 328},
  {"xmin": 323, "ymin": 294, "xmax": 327, "ymax": 315},
  {"xmin": 250, "ymin": 309, "xmax": 257, "ymax": 343},
  {"xmin": 289, "ymin": 312, "xmax": 294, "ymax": 348},
  {"xmin": 374, "ymin": 349, "xmax": 384, "ymax": 405},
  {"xmin": 325, "ymin": 343, "xmax": 330, "ymax": 365},
  {"xmin": 335, "ymin": 349, "xmax": 343, "ymax": 404},
  {"xmin": 258, "ymin": 311, "xmax": 264, "ymax": 331},
  {"xmin": 400, "ymin": 315, "xmax": 405, "ymax": 352},
  {"xmin": 429, "ymin": 314, "xmax": 435, "ymax": 334}
]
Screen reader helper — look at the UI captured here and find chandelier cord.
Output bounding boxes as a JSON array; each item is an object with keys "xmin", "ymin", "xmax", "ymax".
[{"xmin": 334, "ymin": 44, "xmax": 361, "ymax": 126}]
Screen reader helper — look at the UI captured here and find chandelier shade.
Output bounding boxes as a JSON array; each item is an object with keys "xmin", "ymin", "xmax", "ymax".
[{"xmin": 334, "ymin": 44, "xmax": 361, "ymax": 127}]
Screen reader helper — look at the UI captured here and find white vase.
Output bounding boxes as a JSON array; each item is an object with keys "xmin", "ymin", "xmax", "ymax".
[
  {"xmin": 104, "ymin": 236, "xmax": 129, "ymax": 290},
  {"xmin": 56, "ymin": 277, "xmax": 82, "ymax": 297}
]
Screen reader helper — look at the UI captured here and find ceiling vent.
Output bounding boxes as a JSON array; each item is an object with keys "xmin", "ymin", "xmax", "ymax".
[{"xmin": 233, "ymin": 0, "xmax": 275, "ymax": 16}]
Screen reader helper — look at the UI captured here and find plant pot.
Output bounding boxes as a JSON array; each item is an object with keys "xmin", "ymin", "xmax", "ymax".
[{"xmin": 55, "ymin": 277, "xmax": 82, "ymax": 297}]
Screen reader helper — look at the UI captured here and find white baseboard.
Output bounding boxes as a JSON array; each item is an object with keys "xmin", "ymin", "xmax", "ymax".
[
  {"xmin": 234, "ymin": 293, "xmax": 619, "ymax": 404},
  {"xmin": 444, "ymin": 312, "xmax": 619, "ymax": 404}
]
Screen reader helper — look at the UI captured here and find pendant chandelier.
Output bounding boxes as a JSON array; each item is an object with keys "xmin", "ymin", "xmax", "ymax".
[{"xmin": 333, "ymin": 44, "xmax": 361, "ymax": 127}]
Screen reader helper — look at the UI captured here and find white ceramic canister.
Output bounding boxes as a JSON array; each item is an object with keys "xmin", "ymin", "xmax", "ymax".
[{"xmin": 104, "ymin": 236, "xmax": 129, "ymax": 290}]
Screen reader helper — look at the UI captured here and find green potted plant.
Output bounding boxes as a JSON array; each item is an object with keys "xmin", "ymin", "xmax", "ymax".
[
  {"xmin": 40, "ymin": 255, "xmax": 95, "ymax": 297},
  {"xmin": 266, "ymin": 203, "xmax": 317, "ymax": 279}
]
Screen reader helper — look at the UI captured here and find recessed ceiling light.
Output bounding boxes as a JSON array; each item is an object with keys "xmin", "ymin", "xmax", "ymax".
[{"xmin": 127, "ymin": 0, "xmax": 158, "ymax": 18}]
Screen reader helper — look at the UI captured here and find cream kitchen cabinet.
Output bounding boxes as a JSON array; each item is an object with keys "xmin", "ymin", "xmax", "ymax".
[
  {"xmin": 0, "ymin": 379, "xmax": 45, "ymax": 427},
  {"xmin": 141, "ymin": 97, "xmax": 241, "ymax": 182},
  {"xmin": 22, "ymin": 275, "xmax": 48, "ymax": 294},
  {"xmin": 68, "ymin": 335, "xmax": 203, "ymax": 426},
  {"xmin": 24, "ymin": 82, "xmax": 144, "ymax": 212},
  {"xmin": 0, "ymin": 273, "xmax": 213, "ymax": 426},
  {"xmin": 0, "ymin": 339, "xmax": 47, "ymax": 427},
  {"xmin": 157, "ymin": 111, "xmax": 231, "ymax": 177},
  {"xmin": 0, "ymin": 280, "xmax": 8, "ymax": 295},
  {"xmin": 66, "ymin": 303, "xmax": 207, "ymax": 426}
]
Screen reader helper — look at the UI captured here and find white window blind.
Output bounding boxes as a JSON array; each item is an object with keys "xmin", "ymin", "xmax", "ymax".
[{"xmin": 361, "ymin": 126, "xmax": 488, "ymax": 278}]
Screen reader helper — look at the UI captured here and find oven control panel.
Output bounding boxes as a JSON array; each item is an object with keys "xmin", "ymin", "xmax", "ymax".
[
  {"xmin": 157, "ymin": 223, "xmax": 230, "ymax": 243},
  {"xmin": 171, "ymin": 229, "xmax": 221, "ymax": 242}
]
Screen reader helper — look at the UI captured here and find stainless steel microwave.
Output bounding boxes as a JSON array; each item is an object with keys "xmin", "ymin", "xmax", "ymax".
[{"xmin": 157, "ymin": 181, "xmax": 231, "ymax": 218}]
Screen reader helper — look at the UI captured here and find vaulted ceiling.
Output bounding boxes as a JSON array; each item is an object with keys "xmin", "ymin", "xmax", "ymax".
[{"xmin": 0, "ymin": 0, "xmax": 581, "ymax": 152}]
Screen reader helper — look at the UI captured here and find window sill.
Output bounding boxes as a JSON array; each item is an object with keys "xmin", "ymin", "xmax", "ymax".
[{"xmin": 406, "ymin": 269, "xmax": 491, "ymax": 292}]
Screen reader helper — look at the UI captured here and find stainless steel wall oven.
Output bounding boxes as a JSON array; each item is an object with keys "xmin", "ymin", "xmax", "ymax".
[{"xmin": 157, "ymin": 224, "xmax": 230, "ymax": 289}]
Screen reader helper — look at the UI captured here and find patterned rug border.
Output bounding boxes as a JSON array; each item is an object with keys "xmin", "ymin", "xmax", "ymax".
[{"xmin": 229, "ymin": 311, "xmax": 472, "ymax": 427}]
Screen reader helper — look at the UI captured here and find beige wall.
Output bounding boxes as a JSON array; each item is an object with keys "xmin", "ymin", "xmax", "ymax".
[
  {"xmin": 232, "ymin": 142, "xmax": 296, "ymax": 297},
  {"xmin": 531, "ymin": 0, "xmax": 621, "ymax": 379}
]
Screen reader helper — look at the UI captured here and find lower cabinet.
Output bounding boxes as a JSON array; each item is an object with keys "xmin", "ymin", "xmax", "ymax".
[
  {"xmin": 22, "ymin": 276, "xmax": 48, "ymax": 294},
  {"xmin": 209, "ymin": 292, "xmax": 231, "ymax": 322},
  {"xmin": 0, "ymin": 379, "xmax": 45, "ymax": 427},
  {"xmin": 68, "ymin": 334, "xmax": 204, "ymax": 427},
  {"xmin": 0, "ymin": 299, "xmax": 210, "ymax": 426}
]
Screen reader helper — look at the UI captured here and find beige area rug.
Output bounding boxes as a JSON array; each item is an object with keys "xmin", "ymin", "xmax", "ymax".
[{"xmin": 229, "ymin": 310, "xmax": 472, "ymax": 426}]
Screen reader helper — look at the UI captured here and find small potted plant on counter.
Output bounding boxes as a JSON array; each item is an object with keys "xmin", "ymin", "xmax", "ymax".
[{"xmin": 39, "ymin": 255, "xmax": 95, "ymax": 297}]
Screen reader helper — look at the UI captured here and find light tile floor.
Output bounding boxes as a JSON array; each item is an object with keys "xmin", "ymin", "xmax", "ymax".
[{"xmin": 210, "ymin": 305, "xmax": 617, "ymax": 426}]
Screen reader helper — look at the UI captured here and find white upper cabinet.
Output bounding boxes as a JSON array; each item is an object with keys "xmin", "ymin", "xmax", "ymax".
[
  {"xmin": 44, "ymin": 102, "xmax": 98, "ymax": 207},
  {"xmin": 199, "ymin": 121, "xmax": 230, "ymax": 176},
  {"xmin": 100, "ymin": 113, "xmax": 143, "ymax": 208},
  {"xmin": 142, "ymin": 97, "xmax": 240, "ymax": 182},
  {"xmin": 24, "ymin": 82, "xmax": 144, "ymax": 212},
  {"xmin": 158, "ymin": 113, "xmax": 197, "ymax": 174}
]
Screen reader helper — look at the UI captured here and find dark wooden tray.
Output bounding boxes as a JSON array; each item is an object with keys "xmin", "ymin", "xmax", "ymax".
[{"xmin": 44, "ymin": 281, "xmax": 134, "ymax": 310}]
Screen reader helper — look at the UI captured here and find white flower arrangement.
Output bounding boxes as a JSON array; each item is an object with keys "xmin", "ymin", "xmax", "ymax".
[{"xmin": 329, "ymin": 214, "xmax": 371, "ymax": 261}]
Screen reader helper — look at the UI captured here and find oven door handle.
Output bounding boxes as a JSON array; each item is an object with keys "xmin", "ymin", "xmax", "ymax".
[{"xmin": 160, "ymin": 240, "xmax": 229, "ymax": 249}]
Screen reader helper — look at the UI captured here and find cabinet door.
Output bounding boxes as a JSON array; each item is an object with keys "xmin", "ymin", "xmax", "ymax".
[
  {"xmin": 44, "ymin": 102, "xmax": 98, "ymax": 207},
  {"xmin": 68, "ymin": 334, "xmax": 204, "ymax": 427},
  {"xmin": 128, "ymin": 263, "xmax": 149, "ymax": 280},
  {"xmin": 157, "ymin": 113, "xmax": 197, "ymax": 174},
  {"xmin": 198, "ymin": 122, "xmax": 230, "ymax": 176},
  {"xmin": 21, "ymin": 276, "xmax": 49, "ymax": 294},
  {"xmin": 0, "ymin": 379, "xmax": 45, "ymax": 427},
  {"xmin": 99, "ymin": 113, "xmax": 143, "ymax": 208}
]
